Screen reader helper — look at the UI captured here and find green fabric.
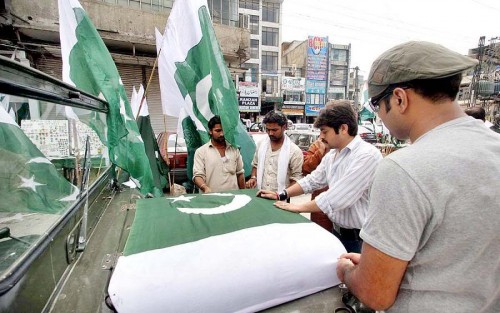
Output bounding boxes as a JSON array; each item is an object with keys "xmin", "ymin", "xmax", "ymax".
[
  {"xmin": 0, "ymin": 112, "xmax": 76, "ymax": 213},
  {"xmin": 174, "ymin": 7, "xmax": 255, "ymax": 179},
  {"xmin": 68, "ymin": 8, "xmax": 161, "ymax": 197},
  {"xmin": 359, "ymin": 107, "xmax": 375, "ymax": 120},
  {"xmin": 124, "ymin": 189, "xmax": 309, "ymax": 256},
  {"xmin": 119, "ymin": 115, "xmax": 169, "ymax": 190}
]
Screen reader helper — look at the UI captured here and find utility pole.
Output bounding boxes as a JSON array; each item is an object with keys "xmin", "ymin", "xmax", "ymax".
[
  {"xmin": 469, "ymin": 36, "xmax": 485, "ymax": 106},
  {"xmin": 353, "ymin": 66, "xmax": 360, "ymax": 106}
]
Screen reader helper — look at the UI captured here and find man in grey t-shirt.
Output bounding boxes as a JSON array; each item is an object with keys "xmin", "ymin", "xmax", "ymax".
[{"xmin": 336, "ymin": 41, "xmax": 500, "ymax": 312}]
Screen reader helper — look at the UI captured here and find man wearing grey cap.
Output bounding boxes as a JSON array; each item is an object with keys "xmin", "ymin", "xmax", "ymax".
[{"xmin": 336, "ymin": 41, "xmax": 500, "ymax": 312}]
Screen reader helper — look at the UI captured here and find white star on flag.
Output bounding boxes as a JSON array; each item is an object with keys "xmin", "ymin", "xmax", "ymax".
[
  {"xmin": 166, "ymin": 195, "xmax": 195, "ymax": 203},
  {"xmin": 18, "ymin": 175, "xmax": 45, "ymax": 192}
]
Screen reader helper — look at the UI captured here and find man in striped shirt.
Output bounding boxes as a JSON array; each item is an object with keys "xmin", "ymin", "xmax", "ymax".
[{"xmin": 258, "ymin": 105, "xmax": 383, "ymax": 252}]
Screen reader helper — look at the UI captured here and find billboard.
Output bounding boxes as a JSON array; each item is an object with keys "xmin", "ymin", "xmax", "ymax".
[
  {"xmin": 306, "ymin": 36, "xmax": 329, "ymax": 95},
  {"xmin": 282, "ymin": 77, "xmax": 305, "ymax": 92},
  {"xmin": 238, "ymin": 82, "xmax": 260, "ymax": 112},
  {"xmin": 305, "ymin": 104, "xmax": 324, "ymax": 116}
]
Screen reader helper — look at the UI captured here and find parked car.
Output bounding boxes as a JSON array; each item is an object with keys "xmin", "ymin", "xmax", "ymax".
[
  {"xmin": 358, "ymin": 125, "xmax": 378, "ymax": 144},
  {"xmin": 157, "ymin": 132, "xmax": 188, "ymax": 185},
  {"xmin": 286, "ymin": 130, "xmax": 319, "ymax": 152},
  {"xmin": 249, "ymin": 122, "xmax": 264, "ymax": 132}
]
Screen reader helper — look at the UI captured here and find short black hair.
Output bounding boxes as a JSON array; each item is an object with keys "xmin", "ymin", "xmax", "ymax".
[
  {"xmin": 208, "ymin": 115, "xmax": 221, "ymax": 130},
  {"xmin": 382, "ymin": 73, "xmax": 463, "ymax": 112},
  {"xmin": 464, "ymin": 106, "xmax": 486, "ymax": 122},
  {"xmin": 314, "ymin": 105, "xmax": 358, "ymax": 136},
  {"xmin": 263, "ymin": 111, "xmax": 287, "ymax": 126}
]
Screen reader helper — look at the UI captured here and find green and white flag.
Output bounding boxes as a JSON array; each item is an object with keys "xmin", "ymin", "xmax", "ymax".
[
  {"xmin": 0, "ymin": 105, "xmax": 79, "ymax": 213},
  {"xmin": 128, "ymin": 85, "xmax": 169, "ymax": 190},
  {"xmin": 58, "ymin": 0, "xmax": 161, "ymax": 197},
  {"xmin": 155, "ymin": 0, "xmax": 255, "ymax": 180},
  {"xmin": 108, "ymin": 189, "xmax": 345, "ymax": 312}
]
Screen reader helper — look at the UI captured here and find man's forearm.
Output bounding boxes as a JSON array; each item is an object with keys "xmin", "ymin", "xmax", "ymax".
[
  {"xmin": 237, "ymin": 173, "xmax": 245, "ymax": 189},
  {"xmin": 286, "ymin": 181, "xmax": 305, "ymax": 197}
]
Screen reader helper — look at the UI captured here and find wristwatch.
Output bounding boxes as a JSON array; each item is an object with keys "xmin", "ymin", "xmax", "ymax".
[
  {"xmin": 250, "ymin": 176, "xmax": 257, "ymax": 180},
  {"xmin": 278, "ymin": 189, "xmax": 288, "ymax": 201}
]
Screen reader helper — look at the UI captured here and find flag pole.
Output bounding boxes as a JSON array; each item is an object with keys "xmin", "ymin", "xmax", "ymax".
[{"xmin": 135, "ymin": 48, "xmax": 162, "ymax": 121}]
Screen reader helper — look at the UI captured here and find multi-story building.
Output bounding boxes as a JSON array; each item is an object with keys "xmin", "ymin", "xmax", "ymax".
[
  {"xmin": 0, "ymin": 0, "xmax": 250, "ymax": 133},
  {"xmin": 281, "ymin": 38, "xmax": 352, "ymax": 123},
  {"xmin": 238, "ymin": 0, "xmax": 284, "ymax": 120},
  {"xmin": 348, "ymin": 70, "xmax": 364, "ymax": 104}
]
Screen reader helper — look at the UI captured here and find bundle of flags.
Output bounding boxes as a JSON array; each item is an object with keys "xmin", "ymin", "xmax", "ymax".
[
  {"xmin": 58, "ymin": 0, "xmax": 162, "ymax": 196},
  {"xmin": 108, "ymin": 189, "xmax": 346, "ymax": 312},
  {"xmin": 155, "ymin": 0, "xmax": 255, "ymax": 180}
]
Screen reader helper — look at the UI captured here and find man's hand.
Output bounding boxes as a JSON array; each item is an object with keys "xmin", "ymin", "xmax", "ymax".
[
  {"xmin": 256, "ymin": 189, "xmax": 278, "ymax": 200},
  {"xmin": 273, "ymin": 201, "xmax": 301, "ymax": 213},
  {"xmin": 313, "ymin": 139, "xmax": 329, "ymax": 156},
  {"xmin": 202, "ymin": 186, "xmax": 212, "ymax": 193},
  {"xmin": 336, "ymin": 253, "xmax": 359, "ymax": 282},
  {"xmin": 246, "ymin": 177, "xmax": 257, "ymax": 189}
]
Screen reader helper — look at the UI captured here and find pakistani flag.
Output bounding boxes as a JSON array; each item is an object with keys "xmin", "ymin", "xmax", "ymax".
[
  {"xmin": 128, "ymin": 85, "xmax": 169, "ymax": 190},
  {"xmin": 108, "ymin": 189, "xmax": 345, "ymax": 312},
  {"xmin": 58, "ymin": 0, "xmax": 161, "ymax": 197},
  {"xmin": 156, "ymin": 0, "xmax": 255, "ymax": 180},
  {"xmin": 0, "ymin": 106, "xmax": 79, "ymax": 213}
]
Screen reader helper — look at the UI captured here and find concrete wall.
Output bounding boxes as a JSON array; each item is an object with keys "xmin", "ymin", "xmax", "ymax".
[
  {"xmin": 282, "ymin": 40, "xmax": 307, "ymax": 76},
  {"xmin": 8, "ymin": 0, "xmax": 249, "ymax": 61}
]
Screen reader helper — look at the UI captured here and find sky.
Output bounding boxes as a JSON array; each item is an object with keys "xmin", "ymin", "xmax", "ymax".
[{"xmin": 281, "ymin": 0, "xmax": 500, "ymax": 78}]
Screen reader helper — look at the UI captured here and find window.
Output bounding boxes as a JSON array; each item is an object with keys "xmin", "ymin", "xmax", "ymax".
[
  {"xmin": 262, "ymin": 76, "xmax": 278, "ymax": 94},
  {"xmin": 306, "ymin": 93, "xmax": 325, "ymax": 104},
  {"xmin": 250, "ymin": 39, "xmax": 259, "ymax": 59},
  {"xmin": 262, "ymin": 2, "xmax": 280, "ymax": 23},
  {"xmin": 262, "ymin": 27, "xmax": 279, "ymax": 47},
  {"xmin": 239, "ymin": 0, "xmax": 259, "ymax": 10},
  {"xmin": 330, "ymin": 67, "xmax": 348, "ymax": 86},
  {"xmin": 249, "ymin": 15, "xmax": 259, "ymax": 35},
  {"xmin": 331, "ymin": 49, "xmax": 348, "ymax": 62},
  {"xmin": 207, "ymin": 0, "xmax": 239, "ymax": 26},
  {"xmin": 107, "ymin": 0, "xmax": 173, "ymax": 11},
  {"xmin": 261, "ymin": 51, "xmax": 278, "ymax": 72}
]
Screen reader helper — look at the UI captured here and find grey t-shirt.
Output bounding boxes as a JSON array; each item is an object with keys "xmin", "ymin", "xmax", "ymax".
[{"xmin": 361, "ymin": 117, "xmax": 500, "ymax": 313}]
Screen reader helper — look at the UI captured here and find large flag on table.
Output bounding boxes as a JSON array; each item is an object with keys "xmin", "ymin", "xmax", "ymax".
[
  {"xmin": 58, "ymin": 0, "xmax": 161, "ymax": 197},
  {"xmin": 108, "ymin": 189, "xmax": 346, "ymax": 313},
  {"xmin": 0, "ymin": 106, "xmax": 79, "ymax": 213},
  {"xmin": 128, "ymin": 85, "xmax": 169, "ymax": 190},
  {"xmin": 155, "ymin": 0, "xmax": 256, "ymax": 180}
]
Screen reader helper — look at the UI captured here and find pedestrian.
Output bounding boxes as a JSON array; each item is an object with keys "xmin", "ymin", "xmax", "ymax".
[
  {"xmin": 302, "ymin": 100, "xmax": 352, "ymax": 232},
  {"xmin": 245, "ymin": 111, "xmax": 303, "ymax": 193},
  {"xmin": 336, "ymin": 41, "xmax": 500, "ymax": 312},
  {"xmin": 258, "ymin": 105, "xmax": 383, "ymax": 253},
  {"xmin": 193, "ymin": 115, "xmax": 245, "ymax": 193},
  {"xmin": 464, "ymin": 105, "xmax": 494, "ymax": 128}
]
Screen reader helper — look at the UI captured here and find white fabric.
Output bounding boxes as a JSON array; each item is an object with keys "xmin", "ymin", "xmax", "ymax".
[
  {"xmin": 155, "ymin": 0, "xmax": 208, "ymax": 118},
  {"xmin": 130, "ymin": 85, "xmax": 150, "ymax": 118},
  {"xmin": 58, "ymin": 0, "xmax": 82, "ymax": 87},
  {"xmin": 108, "ymin": 223, "xmax": 346, "ymax": 313},
  {"xmin": 256, "ymin": 135, "xmax": 291, "ymax": 192}
]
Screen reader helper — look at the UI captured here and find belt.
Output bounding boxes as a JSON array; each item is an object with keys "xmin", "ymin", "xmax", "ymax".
[{"xmin": 334, "ymin": 227, "xmax": 361, "ymax": 241}]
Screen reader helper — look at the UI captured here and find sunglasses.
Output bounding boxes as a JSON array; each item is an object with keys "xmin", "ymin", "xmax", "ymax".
[{"xmin": 369, "ymin": 86, "xmax": 410, "ymax": 113}]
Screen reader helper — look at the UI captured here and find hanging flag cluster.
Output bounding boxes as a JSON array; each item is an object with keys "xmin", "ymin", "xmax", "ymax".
[{"xmin": 155, "ymin": 0, "xmax": 256, "ymax": 180}]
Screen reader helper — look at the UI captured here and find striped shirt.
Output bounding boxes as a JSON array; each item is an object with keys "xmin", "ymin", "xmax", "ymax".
[{"xmin": 298, "ymin": 136, "xmax": 383, "ymax": 229}]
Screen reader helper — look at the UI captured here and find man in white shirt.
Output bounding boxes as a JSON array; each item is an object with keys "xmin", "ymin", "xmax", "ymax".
[
  {"xmin": 193, "ymin": 115, "xmax": 245, "ymax": 193},
  {"xmin": 258, "ymin": 105, "xmax": 382, "ymax": 252},
  {"xmin": 246, "ymin": 111, "xmax": 303, "ymax": 193}
]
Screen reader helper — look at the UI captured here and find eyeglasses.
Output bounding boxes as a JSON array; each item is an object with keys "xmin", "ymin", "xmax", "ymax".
[{"xmin": 368, "ymin": 86, "xmax": 410, "ymax": 113}]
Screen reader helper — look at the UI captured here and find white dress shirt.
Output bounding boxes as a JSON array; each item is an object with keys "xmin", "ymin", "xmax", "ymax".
[{"xmin": 298, "ymin": 136, "xmax": 383, "ymax": 229}]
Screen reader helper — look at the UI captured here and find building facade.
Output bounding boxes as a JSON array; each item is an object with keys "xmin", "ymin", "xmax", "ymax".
[
  {"xmin": 238, "ymin": 0, "xmax": 284, "ymax": 121},
  {"xmin": 0, "ymin": 0, "xmax": 250, "ymax": 134}
]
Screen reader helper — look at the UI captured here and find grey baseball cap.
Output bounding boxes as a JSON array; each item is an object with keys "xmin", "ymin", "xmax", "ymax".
[{"xmin": 368, "ymin": 41, "xmax": 478, "ymax": 98}]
